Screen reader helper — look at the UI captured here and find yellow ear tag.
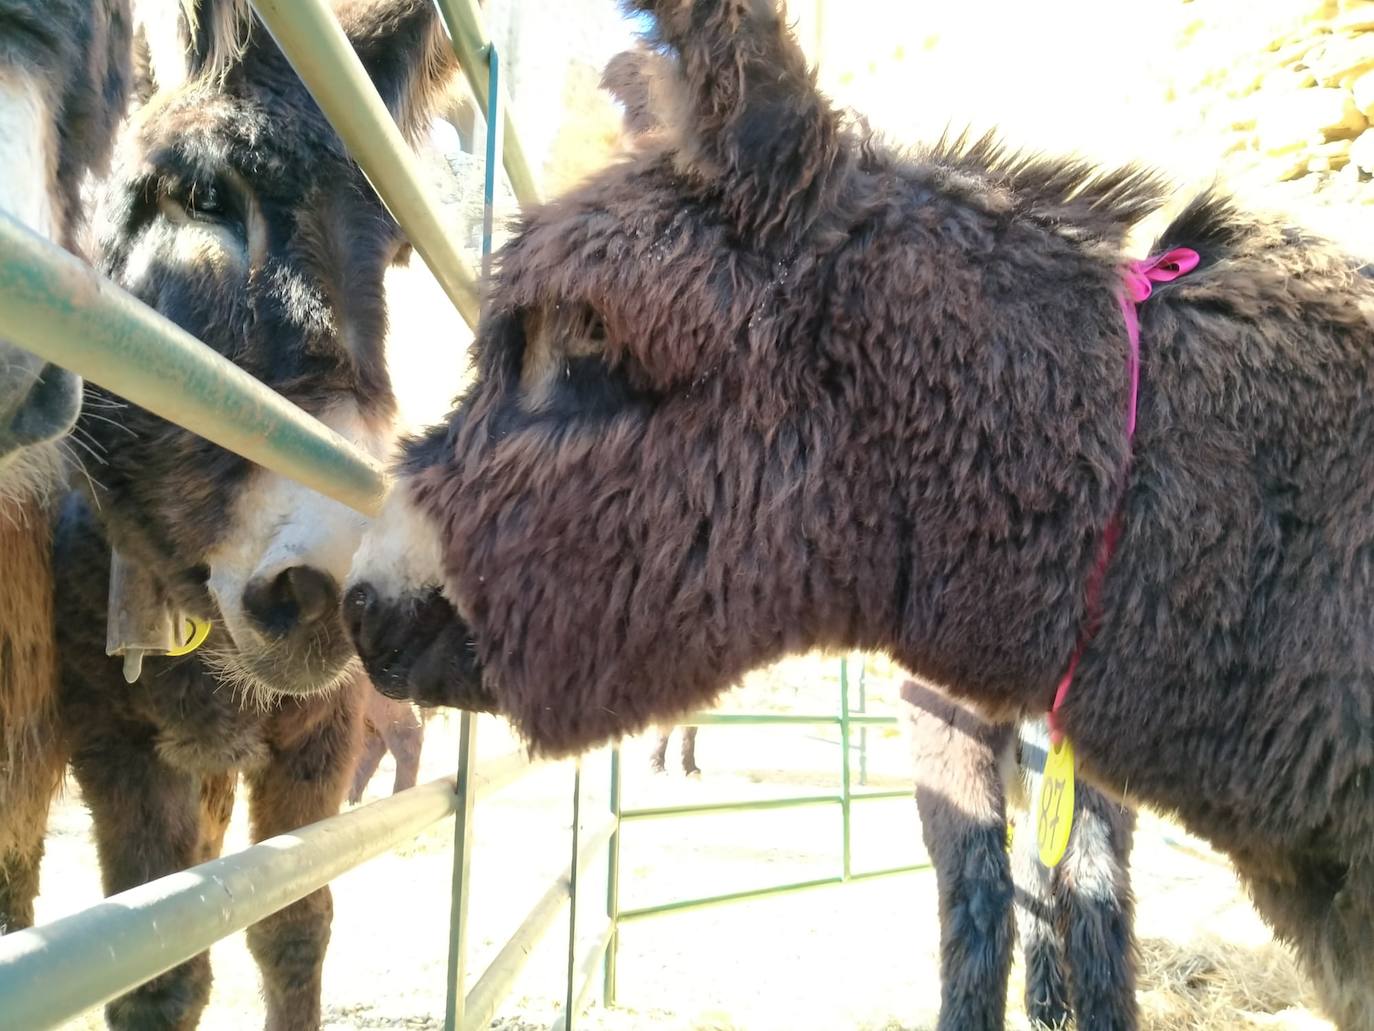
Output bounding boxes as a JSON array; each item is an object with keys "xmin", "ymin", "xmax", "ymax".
[
  {"xmin": 1035, "ymin": 737, "xmax": 1076, "ymax": 867},
  {"xmin": 165, "ymin": 617, "xmax": 212, "ymax": 657}
]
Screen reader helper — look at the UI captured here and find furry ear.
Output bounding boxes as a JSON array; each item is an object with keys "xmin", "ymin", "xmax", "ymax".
[
  {"xmin": 624, "ymin": 0, "xmax": 842, "ymax": 240},
  {"xmin": 600, "ymin": 48, "xmax": 671, "ymax": 139},
  {"xmin": 336, "ymin": 0, "xmax": 459, "ymax": 143},
  {"xmin": 180, "ymin": 0, "xmax": 253, "ymax": 83},
  {"xmin": 128, "ymin": 0, "xmax": 251, "ymax": 90}
]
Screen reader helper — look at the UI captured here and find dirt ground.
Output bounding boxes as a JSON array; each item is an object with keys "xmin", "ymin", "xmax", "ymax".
[{"xmin": 31, "ymin": 657, "xmax": 1332, "ymax": 1031}]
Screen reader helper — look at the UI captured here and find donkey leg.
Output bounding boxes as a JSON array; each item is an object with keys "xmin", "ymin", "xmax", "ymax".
[
  {"xmin": 901, "ymin": 681, "xmax": 1015, "ymax": 1031},
  {"xmin": 1011, "ymin": 796, "xmax": 1072, "ymax": 1029},
  {"xmin": 0, "ymin": 737, "xmax": 63, "ymax": 934},
  {"xmin": 195, "ymin": 771, "xmax": 238, "ymax": 865},
  {"xmin": 1053, "ymin": 784, "xmax": 1138, "ymax": 1030},
  {"xmin": 247, "ymin": 691, "xmax": 361, "ymax": 1031},
  {"xmin": 650, "ymin": 728, "xmax": 670, "ymax": 773},
  {"xmin": 384, "ymin": 706, "xmax": 424, "ymax": 795},
  {"xmin": 1248, "ymin": 859, "xmax": 1374, "ymax": 1031},
  {"xmin": 0, "ymin": 835, "xmax": 44, "ymax": 935},
  {"xmin": 680, "ymin": 724, "xmax": 700, "ymax": 776},
  {"xmin": 347, "ymin": 723, "xmax": 387, "ymax": 805},
  {"xmin": 70, "ymin": 724, "xmax": 211, "ymax": 1030},
  {"xmin": 0, "ymin": 502, "xmax": 64, "ymax": 934}
]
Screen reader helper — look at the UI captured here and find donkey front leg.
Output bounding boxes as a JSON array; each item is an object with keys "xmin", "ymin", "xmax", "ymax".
[
  {"xmin": 1051, "ymin": 784, "xmax": 1138, "ymax": 1030},
  {"xmin": 679, "ymin": 725, "xmax": 700, "ymax": 776},
  {"xmin": 347, "ymin": 723, "xmax": 387, "ymax": 805},
  {"xmin": 0, "ymin": 743, "xmax": 62, "ymax": 935},
  {"xmin": 902, "ymin": 680, "xmax": 1016, "ymax": 1031},
  {"xmin": 381, "ymin": 702, "xmax": 424, "ymax": 796},
  {"xmin": 1011, "ymin": 777, "xmax": 1072, "ymax": 1029},
  {"xmin": 649, "ymin": 728, "xmax": 671, "ymax": 773},
  {"xmin": 247, "ymin": 690, "xmax": 362, "ymax": 1031},
  {"xmin": 70, "ymin": 724, "xmax": 212, "ymax": 1030}
]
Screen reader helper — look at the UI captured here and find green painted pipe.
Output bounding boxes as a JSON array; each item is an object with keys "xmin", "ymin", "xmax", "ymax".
[
  {"xmin": 0, "ymin": 778, "xmax": 460, "ymax": 1030},
  {"xmin": 445, "ymin": 713, "xmax": 480, "ymax": 1031},
  {"xmin": 0, "ymin": 215, "xmax": 387, "ymax": 516},
  {"xmin": 619, "ymin": 793, "xmax": 843, "ymax": 822},
  {"xmin": 249, "ymin": 0, "xmax": 481, "ymax": 328},
  {"xmin": 849, "ymin": 789, "xmax": 911, "ymax": 802},
  {"xmin": 603, "ymin": 748, "xmax": 621, "ymax": 1006},
  {"xmin": 616, "ymin": 863, "xmax": 931, "ymax": 924},
  {"xmin": 840, "ymin": 657, "xmax": 853, "ymax": 879},
  {"xmin": 433, "ymin": 0, "xmax": 540, "ymax": 206},
  {"xmin": 679, "ymin": 713, "xmax": 842, "ymax": 726}
]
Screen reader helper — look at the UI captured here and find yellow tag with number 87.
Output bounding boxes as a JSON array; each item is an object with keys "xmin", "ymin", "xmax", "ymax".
[{"xmin": 1035, "ymin": 737, "xmax": 1076, "ymax": 866}]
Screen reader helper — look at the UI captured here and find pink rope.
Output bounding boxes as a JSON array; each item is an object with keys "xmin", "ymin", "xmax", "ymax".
[{"xmin": 1047, "ymin": 247, "xmax": 1199, "ymax": 745}]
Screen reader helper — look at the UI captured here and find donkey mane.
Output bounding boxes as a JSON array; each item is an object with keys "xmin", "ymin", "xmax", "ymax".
[{"xmin": 919, "ymin": 129, "xmax": 1173, "ymax": 246}]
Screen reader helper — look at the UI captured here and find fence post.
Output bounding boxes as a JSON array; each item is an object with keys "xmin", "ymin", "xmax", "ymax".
[
  {"xmin": 839, "ymin": 658, "xmax": 853, "ymax": 880},
  {"xmin": 603, "ymin": 747, "xmax": 622, "ymax": 1005},
  {"xmin": 444, "ymin": 713, "xmax": 480, "ymax": 1030},
  {"xmin": 857, "ymin": 656, "xmax": 868, "ymax": 787},
  {"xmin": 563, "ymin": 762, "xmax": 583, "ymax": 1030}
]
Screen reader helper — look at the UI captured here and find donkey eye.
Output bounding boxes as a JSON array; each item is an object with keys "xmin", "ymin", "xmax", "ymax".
[{"xmin": 162, "ymin": 177, "xmax": 238, "ymax": 227}]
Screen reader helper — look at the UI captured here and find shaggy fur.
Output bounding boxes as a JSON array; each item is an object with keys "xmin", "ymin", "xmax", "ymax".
[
  {"xmin": 0, "ymin": 0, "xmax": 133, "ymax": 935},
  {"xmin": 347, "ymin": 2, "xmax": 1374, "ymax": 1024},
  {"xmin": 43, "ymin": 1, "xmax": 456, "ymax": 1026},
  {"xmin": 901, "ymin": 679, "xmax": 1137, "ymax": 1030},
  {"xmin": 347, "ymin": 685, "xmax": 427, "ymax": 804}
]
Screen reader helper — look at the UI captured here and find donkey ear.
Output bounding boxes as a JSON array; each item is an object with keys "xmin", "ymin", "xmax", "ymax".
[
  {"xmin": 129, "ymin": 0, "xmax": 243, "ymax": 93},
  {"xmin": 600, "ymin": 48, "xmax": 675, "ymax": 139},
  {"xmin": 337, "ymin": 0, "xmax": 459, "ymax": 143},
  {"xmin": 180, "ymin": 0, "xmax": 254, "ymax": 82},
  {"xmin": 625, "ymin": 0, "xmax": 841, "ymax": 240}
]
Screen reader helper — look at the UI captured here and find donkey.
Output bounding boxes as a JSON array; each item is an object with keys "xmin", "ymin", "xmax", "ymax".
[
  {"xmin": 344, "ymin": 1, "xmax": 1374, "ymax": 1026},
  {"xmin": 347, "ymin": 684, "xmax": 428, "ymax": 804},
  {"xmin": 1, "ymin": 0, "xmax": 133, "ymax": 934},
  {"xmin": 650, "ymin": 724, "xmax": 699, "ymax": 775},
  {"xmin": 901, "ymin": 680, "xmax": 1136, "ymax": 1030},
  {"xmin": 47, "ymin": 1, "xmax": 457, "ymax": 1026}
]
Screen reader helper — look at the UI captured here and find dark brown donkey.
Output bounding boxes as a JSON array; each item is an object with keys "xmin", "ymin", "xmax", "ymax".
[
  {"xmin": 1, "ymin": 0, "xmax": 133, "ymax": 934},
  {"xmin": 49, "ymin": 1, "xmax": 456, "ymax": 1027},
  {"xmin": 346, "ymin": 1, "xmax": 1374, "ymax": 1026}
]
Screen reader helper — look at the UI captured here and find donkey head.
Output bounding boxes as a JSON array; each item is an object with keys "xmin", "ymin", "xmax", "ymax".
[
  {"xmin": 87, "ymin": 0, "xmax": 455, "ymax": 696},
  {"xmin": 0, "ymin": 0, "xmax": 132, "ymax": 496}
]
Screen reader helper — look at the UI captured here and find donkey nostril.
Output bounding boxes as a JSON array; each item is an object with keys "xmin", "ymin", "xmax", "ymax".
[
  {"xmin": 242, "ymin": 566, "xmax": 340, "ymax": 637},
  {"xmin": 285, "ymin": 567, "xmax": 338, "ymax": 626}
]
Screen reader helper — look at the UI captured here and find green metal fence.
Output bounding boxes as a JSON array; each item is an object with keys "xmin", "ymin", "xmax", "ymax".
[
  {"xmin": 0, "ymin": 4, "xmax": 931, "ymax": 1028},
  {"xmin": 601, "ymin": 657, "xmax": 930, "ymax": 1005}
]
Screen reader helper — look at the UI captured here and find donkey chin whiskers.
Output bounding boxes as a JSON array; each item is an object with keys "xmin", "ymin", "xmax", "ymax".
[{"xmin": 201, "ymin": 646, "xmax": 356, "ymax": 709}]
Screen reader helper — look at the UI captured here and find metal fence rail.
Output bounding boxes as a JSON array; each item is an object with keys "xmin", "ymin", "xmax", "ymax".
[{"xmin": 0, "ymin": 757, "xmax": 523, "ymax": 1030}]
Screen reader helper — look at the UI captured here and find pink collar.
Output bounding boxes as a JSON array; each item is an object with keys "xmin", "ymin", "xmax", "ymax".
[{"xmin": 1047, "ymin": 247, "xmax": 1199, "ymax": 745}]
